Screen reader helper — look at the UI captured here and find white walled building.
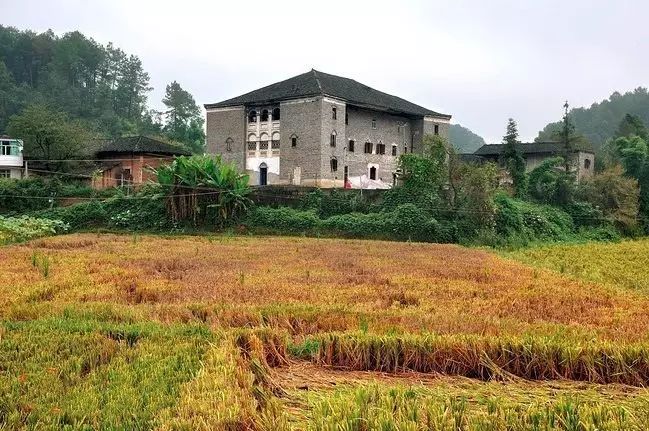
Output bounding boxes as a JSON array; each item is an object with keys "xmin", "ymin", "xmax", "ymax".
[{"xmin": 0, "ymin": 137, "xmax": 24, "ymax": 179}]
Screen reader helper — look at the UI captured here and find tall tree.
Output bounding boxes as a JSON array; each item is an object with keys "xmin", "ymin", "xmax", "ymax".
[
  {"xmin": 162, "ymin": 81, "xmax": 205, "ymax": 153},
  {"xmin": 502, "ymin": 118, "xmax": 526, "ymax": 197},
  {"xmin": 615, "ymin": 113, "xmax": 648, "ymax": 141},
  {"xmin": 613, "ymin": 135, "xmax": 649, "ymax": 230}
]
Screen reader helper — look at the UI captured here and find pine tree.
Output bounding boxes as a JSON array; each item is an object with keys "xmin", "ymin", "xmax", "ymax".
[{"xmin": 502, "ymin": 118, "xmax": 526, "ymax": 197}]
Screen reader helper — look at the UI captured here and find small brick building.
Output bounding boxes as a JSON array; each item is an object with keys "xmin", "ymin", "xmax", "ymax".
[
  {"xmin": 205, "ymin": 69, "xmax": 451, "ymax": 189},
  {"xmin": 469, "ymin": 141, "xmax": 595, "ymax": 183},
  {"xmin": 91, "ymin": 136, "xmax": 190, "ymax": 189}
]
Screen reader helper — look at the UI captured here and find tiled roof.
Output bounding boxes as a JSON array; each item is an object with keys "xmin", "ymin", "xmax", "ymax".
[
  {"xmin": 95, "ymin": 136, "xmax": 191, "ymax": 156},
  {"xmin": 474, "ymin": 141, "xmax": 594, "ymax": 156},
  {"xmin": 205, "ymin": 69, "xmax": 451, "ymax": 119}
]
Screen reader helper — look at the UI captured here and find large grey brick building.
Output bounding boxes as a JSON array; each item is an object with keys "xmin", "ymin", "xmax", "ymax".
[{"xmin": 205, "ymin": 70, "xmax": 451, "ymax": 188}]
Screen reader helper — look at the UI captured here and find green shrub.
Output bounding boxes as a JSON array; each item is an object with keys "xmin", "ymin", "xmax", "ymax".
[
  {"xmin": 35, "ymin": 201, "xmax": 108, "ymax": 229},
  {"xmin": 0, "ymin": 216, "xmax": 68, "ymax": 243},
  {"xmin": 494, "ymin": 193, "xmax": 575, "ymax": 243}
]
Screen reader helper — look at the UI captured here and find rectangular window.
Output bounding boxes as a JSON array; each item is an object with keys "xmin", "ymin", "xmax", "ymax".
[
  {"xmin": 330, "ymin": 133, "xmax": 336, "ymax": 147},
  {"xmin": 364, "ymin": 142, "xmax": 373, "ymax": 154},
  {"xmin": 247, "ymin": 141, "xmax": 257, "ymax": 156},
  {"xmin": 0, "ymin": 170, "xmax": 10, "ymax": 178},
  {"xmin": 391, "ymin": 145, "xmax": 397, "ymax": 156},
  {"xmin": 348, "ymin": 140, "xmax": 355, "ymax": 152},
  {"xmin": 291, "ymin": 137, "xmax": 297, "ymax": 147},
  {"xmin": 332, "ymin": 107, "xmax": 337, "ymax": 120},
  {"xmin": 371, "ymin": 119, "xmax": 376, "ymax": 129},
  {"xmin": 271, "ymin": 140, "xmax": 280, "ymax": 156},
  {"xmin": 376, "ymin": 143, "xmax": 385, "ymax": 155},
  {"xmin": 434, "ymin": 124, "xmax": 439, "ymax": 135}
]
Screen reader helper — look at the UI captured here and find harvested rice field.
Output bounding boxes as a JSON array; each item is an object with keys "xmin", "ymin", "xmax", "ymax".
[{"xmin": 2, "ymin": 233, "xmax": 649, "ymax": 429}]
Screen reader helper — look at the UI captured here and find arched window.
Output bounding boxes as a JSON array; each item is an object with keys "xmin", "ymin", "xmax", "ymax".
[
  {"xmin": 290, "ymin": 134, "xmax": 298, "ymax": 147},
  {"xmin": 391, "ymin": 144, "xmax": 397, "ymax": 156},
  {"xmin": 330, "ymin": 130, "xmax": 337, "ymax": 147},
  {"xmin": 248, "ymin": 110, "xmax": 257, "ymax": 123},
  {"xmin": 260, "ymin": 109, "xmax": 269, "ymax": 122},
  {"xmin": 272, "ymin": 107, "xmax": 280, "ymax": 121},
  {"xmin": 226, "ymin": 137, "xmax": 233, "ymax": 152},
  {"xmin": 330, "ymin": 157, "xmax": 338, "ymax": 172},
  {"xmin": 584, "ymin": 159, "xmax": 591, "ymax": 169}
]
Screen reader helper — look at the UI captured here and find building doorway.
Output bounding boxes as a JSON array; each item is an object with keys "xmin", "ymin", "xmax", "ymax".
[
  {"xmin": 369, "ymin": 166, "xmax": 377, "ymax": 180},
  {"xmin": 259, "ymin": 163, "xmax": 268, "ymax": 186}
]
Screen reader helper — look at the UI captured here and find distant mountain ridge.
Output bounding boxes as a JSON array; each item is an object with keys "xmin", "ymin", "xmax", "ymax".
[
  {"xmin": 449, "ymin": 123, "xmax": 486, "ymax": 153},
  {"xmin": 536, "ymin": 87, "xmax": 649, "ymax": 150}
]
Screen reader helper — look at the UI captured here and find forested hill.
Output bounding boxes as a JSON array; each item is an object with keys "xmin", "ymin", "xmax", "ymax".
[
  {"xmin": 449, "ymin": 123, "xmax": 486, "ymax": 153},
  {"xmin": 0, "ymin": 26, "xmax": 204, "ymax": 153},
  {"xmin": 536, "ymin": 87, "xmax": 649, "ymax": 150}
]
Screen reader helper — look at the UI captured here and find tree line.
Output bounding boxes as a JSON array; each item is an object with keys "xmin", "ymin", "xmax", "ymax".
[{"xmin": 0, "ymin": 26, "xmax": 205, "ymax": 156}]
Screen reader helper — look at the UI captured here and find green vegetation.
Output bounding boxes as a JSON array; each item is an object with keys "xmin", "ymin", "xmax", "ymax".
[
  {"xmin": 0, "ymin": 25, "xmax": 204, "ymax": 155},
  {"xmin": 0, "ymin": 216, "xmax": 68, "ymax": 243}
]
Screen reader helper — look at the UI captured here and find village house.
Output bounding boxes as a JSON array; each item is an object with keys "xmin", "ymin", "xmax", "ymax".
[
  {"xmin": 469, "ymin": 141, "xmax": 595, "ymax": 183},
  {"xmin": 0, "ymin": 136, "xmax": 24, "ymax": 179},
  {"xmin": 90, "ymin": 136, "xmax": 190, "ymax": 189},
  {"xmin": 205, "ymin": 69, "xmax": 451, "ymax": 188}
]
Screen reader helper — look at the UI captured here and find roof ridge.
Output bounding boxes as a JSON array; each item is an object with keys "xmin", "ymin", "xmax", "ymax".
[{"xmin": 311, "ymin": 69, "xmax": 323, "ymax": 94}]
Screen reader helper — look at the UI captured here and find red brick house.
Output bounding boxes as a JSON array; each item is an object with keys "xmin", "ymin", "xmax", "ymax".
[{"xmin": 91, "ymin": 136, "xmax": 190, "ymax": 189}]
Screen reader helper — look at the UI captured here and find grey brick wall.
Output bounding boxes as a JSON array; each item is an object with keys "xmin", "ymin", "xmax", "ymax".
[
  {"xmin": 279, "ymin": 98, "xmax": 323, "ymax": 185},
  {"xmin": 344, "ymin": 106, "xmax": 414, "ymax": 184},
  {"xmin": 206, "ymin": 107, "xmax": 245, "ymax": 170}
]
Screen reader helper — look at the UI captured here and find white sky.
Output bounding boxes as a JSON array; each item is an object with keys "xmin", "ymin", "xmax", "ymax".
[{"xmin": 3, "ymin": 0, "xmax": 648, "ymax": 143}]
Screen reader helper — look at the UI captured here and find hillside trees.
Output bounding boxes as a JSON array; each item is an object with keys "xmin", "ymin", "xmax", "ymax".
[
  {"xmin": 0, "ymin": 26, "xmax": 203, "ymax": 154},
  {"xmin": 162, "ymin": 81, "xmax": 205, "ymax": 154}
]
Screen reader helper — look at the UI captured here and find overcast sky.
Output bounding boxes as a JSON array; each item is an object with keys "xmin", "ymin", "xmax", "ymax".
[{"xmin": 3, "ymin": 0, "xmax": 648, "ymax": 143}]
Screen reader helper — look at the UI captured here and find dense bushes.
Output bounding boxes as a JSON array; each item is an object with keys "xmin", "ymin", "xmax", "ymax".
[{"xmin": 246, "ymin": 204, "xmax": 455, "ymax": 243}]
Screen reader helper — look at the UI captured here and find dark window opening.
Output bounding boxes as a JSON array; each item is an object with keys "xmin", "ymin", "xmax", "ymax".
[
  {"xmin": 376, "ymin": 143, "xmax": 385, "ymax": 155},
  {"xmin": 291, "ymin": 136, "xmax": 297, "ymax": 147},
  {"xmin": 330, "ymin": 157, "xmax": 338, "ymax": 172},
  {"xmin": 226, "ymin": 138, "xmax": 233, "ymax": 152},
  {"xmin": 332, "ymin": 107, "xmax": 337, "ymax": 120},
  {"xmin": 248, "ymin": 110, "xmax": 257, "ymax": 123},
  {"xmin": 260, "ymin": 109, "xmax": 269, "ymax": 122},
  {"xmin": 371, "ymin": 119, "xmax": 376, "ymax": 129},
  {"xmin": 348, "ymin": 140, "xmax": 355, "ymax": 152},
  {"xmin": 344, "ymin": 166, "xmax": 349, "ymax": 183},
  {"xmin": 369, "ymin": 166, "xmax": 377, "ymax": 180},
  {"xmin": 259, "ymin": 163, "xmax": 268, "ymax": 186},
  {"xmin": 434, "ymin": 124, "xmax": 439, "ymax": 135},
  {"xmin": 391, "ymin": 145, "xmax": 397, "ymax": 156},
  {"xmin": 584, "ymin": 159, "xmax": 591, "ymax": 169},
  {"xmin": 330, "ymin": 131, "xmax": 337, "ymax": 147},
  {"xmin": 272, "ymin": 107, "xmax": 280, "ymax": 121},
  {"xmin": 364, "ymin": 142, "xmax": 373, "ymax": 154},
  {"xmin": 345, "ymin": 111, "xmax": 348, "ymax": 125}
]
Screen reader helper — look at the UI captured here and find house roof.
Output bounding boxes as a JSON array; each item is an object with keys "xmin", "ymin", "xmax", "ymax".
[
  {"xmin": 205, "ymin": 69, "xmax": 451, "ymax": 119},
  {"xmin": 95, "ymin": 136, "xmax": 191, "ymax": 157},
  {"xmin": 474, "ymin": 141, "xmax": 594, "ymax": 157}
]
